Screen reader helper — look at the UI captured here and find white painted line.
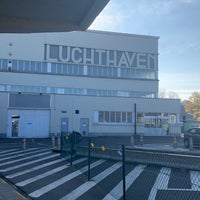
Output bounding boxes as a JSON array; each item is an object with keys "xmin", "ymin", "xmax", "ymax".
[
  {"xmin": 148, "ymin": 167, "xmax": 171, "ymax": 200},
  {"xmin": 103, "ymin": 164, "xmax": 146, "ymax": 200},
  {"xmin": 17, "ymin": 165, "xmax": 68, "ymax": 186},
  {"xmin": 6, "ymin": 155, "xmax": 61, "ymax": 178},
  {"xmin": 157, "ymin": 188, "xmax": 200, "ymax": 191},
  {"xmin": 0, "ymin": 148, "xmax": 44, "ymax": 162},
  {"xmin": 0, "ymin": 148, "xmax": 39, "ymax": 158},
  {"xmin": 0, "ymin": 149, "xmax": 19, "ymax": 154},
  {"xmin": 15, "ymin": 157, "xmax": 87, "ymax": 185},
  {"xmin": 29, "ymin": 159, "xmax": 106, "ymax": 198},
  {"xmin": 190, "ymin": 171, "xmax": 200, "ymax": 191},
  {"xmin": 0, "ymin": 151, "xmax": 51, "ymax": 169},
  {"xmin": 6, "ymin": 158, "xmax": 87, "ymax": 179},
  {"xmin": 60, "ymin": 162, "xmax": 122, "ymax": 200},
  {"xmin": 61, "ymin": 182, "xmax": 96, "ymax": 200},
  {"xmin": 71, "ymin": 157, "xmax": 87, "ymax": 165}
]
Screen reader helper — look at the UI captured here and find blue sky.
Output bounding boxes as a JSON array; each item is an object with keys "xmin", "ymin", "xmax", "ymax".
[{"xmin": 89, "ymin": 0, "xmax": 200, "ymax": 100}]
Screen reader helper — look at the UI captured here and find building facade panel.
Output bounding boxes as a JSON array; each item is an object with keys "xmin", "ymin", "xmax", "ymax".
[{"xmin": 0, "ymin": 30, "xmax": 180, "ymax": 138}]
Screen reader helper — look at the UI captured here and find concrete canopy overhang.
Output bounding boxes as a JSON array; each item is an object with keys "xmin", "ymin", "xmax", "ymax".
[{"xmin": 0, "ymin": 0, "xmax": 109, "ymax": 33}]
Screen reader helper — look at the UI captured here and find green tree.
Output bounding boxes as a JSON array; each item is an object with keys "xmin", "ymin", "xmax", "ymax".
[{"xmin": 184, "ymin": 92, "xmax": 200, "ymax": 121}]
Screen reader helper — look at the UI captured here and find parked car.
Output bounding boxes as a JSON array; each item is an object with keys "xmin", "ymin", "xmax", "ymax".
[{"xmin": 183, "ymin": 127, "xmax": 200, "ymax": 148}]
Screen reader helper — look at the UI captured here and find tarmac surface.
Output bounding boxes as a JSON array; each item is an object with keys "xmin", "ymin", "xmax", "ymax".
[{"xmin": 0, "ymin": 136, "xmax": 198, "ymax": 200}]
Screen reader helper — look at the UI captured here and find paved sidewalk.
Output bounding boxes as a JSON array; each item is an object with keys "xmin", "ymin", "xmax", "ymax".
[{"xmin": 0, "ymin": 178, "xmax": 28, "ymax": 200}]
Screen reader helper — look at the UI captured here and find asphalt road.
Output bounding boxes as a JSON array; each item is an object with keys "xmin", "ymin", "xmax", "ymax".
[{"xmin": 0, "ymin": 139, "xmax": 200, "ymax": 200}]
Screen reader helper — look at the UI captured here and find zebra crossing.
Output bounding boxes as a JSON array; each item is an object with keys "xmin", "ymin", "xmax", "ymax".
[{"xmin": 0, "ymin": 146, "xmax": 200, "ymax": 200}]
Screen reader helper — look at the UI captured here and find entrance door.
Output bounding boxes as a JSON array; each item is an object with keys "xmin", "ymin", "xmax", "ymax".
[
  {"xmin": 8, "ymin": 110, "xmax": 50, "ymax": 138},
  {"xmin": 61, "ymin": 118, "xmax": 69, "ymax": 134},
  {"xmin": 12, "ymin": 115, "xmax": 20, "ymax": 137},
  {"xmin": 80, "ymin": 118, "xmax": 89, "ymax": 136}
]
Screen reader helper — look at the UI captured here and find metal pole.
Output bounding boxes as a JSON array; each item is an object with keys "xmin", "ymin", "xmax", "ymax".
[
  {"xmin": 88, "ymin": 138, "xmax": 91, "ymax": 181},
  {"xmin": 57, "ymin": 134, "xmax": 61, "ymax": 150},
  {"xmin": 70, "ymin": 143, "xmax": 73, "ymax": 165},
  {"xmin": 122, "ymin": 144, "xmax": 126, "ymax": 200},
  {"xmin": 52, "ymin": 136, "xmax": 55, "ymax": 149},
  {"xmin": 131, "ymin": 103, "xmax": 136, "ymax": 146},
  {"xmin": 60, "ymin": 133, "xmax": 63, "ymax": 157},
  {"xmin": 22, "ymin": 138, "xmax": 26, "ymax": 150},
  {"xmin": 134, "ymin": 103, "xmax": 137, "ymax": 135}
]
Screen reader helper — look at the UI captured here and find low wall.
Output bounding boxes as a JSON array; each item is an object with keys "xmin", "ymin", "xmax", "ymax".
[{"xmin": 76, "ymin": 146, "xmax": 200, "ymax": 171}]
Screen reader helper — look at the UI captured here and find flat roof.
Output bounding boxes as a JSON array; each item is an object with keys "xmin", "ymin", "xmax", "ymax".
[
  {"xmin": 87, "ymin": 29, "xmax": 159, "ymax": 40},
  {"xmin": 0, "ymin": 0, "xmax": 109, "ymax": 33}
]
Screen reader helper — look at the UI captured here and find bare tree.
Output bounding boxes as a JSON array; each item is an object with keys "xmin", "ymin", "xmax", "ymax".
[
  {"xmin": 168, "ymin": 91, "xmax": 179, "ymax": 99},
  {"xmin": 159, "ymin": 89, "xmax": 179, "ymax": 99}
]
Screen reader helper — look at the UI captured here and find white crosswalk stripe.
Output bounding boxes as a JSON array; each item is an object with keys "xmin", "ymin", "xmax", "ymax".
[
  {"xmin": 148, "ymin": 167, "xmax": 171, "ymax": 200},
  {"xmin": 103, "ymin": 164, "xmax": 146, "ymax": 200},
  {"xmin": 0, "ymin": 149, "xmax": 49, "ymax": 167},
  {"xmin": 6, "ymin": 154, "xmax": 86, "ymax": 179},
  {"xmin": 190, "ymin": 171, "xmax": 200, "ymax": 191},
  {"xmin": 0, "ymin": 148, "xmax": 43, "ymax": 161},
  {"xmin": 17, "ymin": 165, "xmax": 68, "ymax": 187},
  {"xmin": 29, "ymin": 159, "xmax": 106, "ymax": 198},
  {"xmin": 6, "ymin": 155, "xmax": 62, "ymax": 178},
  {"xmin": 16, "ymin": 157, "xmax": 87, "ymax": 186},
  {"xmin": 0, "ymin": 151, "xmax": 51, "ymax": 171},
  {"xmin": 0, "ymin": 148, "xmax": 39, "ymax": 157},
  {"xmin": 0, "ymin": 149, "xmax": 19, "ymax": 154},
  {"xmin": 60, "ymin": 162, "xmax": 122, "ymax": 200},
  {"xmin": 0, "ymin": 144, "xmax": 198, "ymax": 200}
]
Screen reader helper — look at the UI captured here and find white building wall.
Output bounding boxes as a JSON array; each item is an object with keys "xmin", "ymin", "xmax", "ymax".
[
  {"xmin": 0, "ymin": 93, "xmax": 8, "ymax": 137},
  {"xmin": 0, "ymin": 30, "xmax": 180, "ymax": 137},
  {"xmin": 0, "ymin": 31, "xmax": 158, "ymax": 61}
]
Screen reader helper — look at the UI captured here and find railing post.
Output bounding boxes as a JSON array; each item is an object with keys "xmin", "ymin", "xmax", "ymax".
[
  {"xmin": 122, "ymin": 144, "xmax": 126, "ymax": 200},
  {"xmin": 22, "ymin": 138, "xmax": 26, "ymax": 150},
  {"xmin": 88, "ymin": 138, "xmax": 91, "ymax": 181},
  {"xmin": 173, "ymin": 136, "xmax": 177, "ymax": 149},
  {"xmin": 70, "ymin": 143, "xmax": 73, "ymax": 165},
  {"xmin": 140, "ymin": 134, "xmax": 143, "ymax": 146},
  {"xmin": 52, "ymin": 135, "xmax": 55, "ymax": 149},
  {"xmin": 57, "ymin": 135, "xmax": 61, "ymax": 150}
]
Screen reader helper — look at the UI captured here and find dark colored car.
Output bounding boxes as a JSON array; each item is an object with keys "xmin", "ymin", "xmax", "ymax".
[{"xmin": 183, "ymin": 127, "xmax": 200, "ymax": 148}]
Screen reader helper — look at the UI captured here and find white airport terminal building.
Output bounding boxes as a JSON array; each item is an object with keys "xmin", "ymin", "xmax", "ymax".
[{"xmin": 0, "ymin": 30, "xmax": 181, "ymax": 138}]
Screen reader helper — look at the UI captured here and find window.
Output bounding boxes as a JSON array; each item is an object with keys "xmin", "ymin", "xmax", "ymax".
[
  {"xmin": 169, "ymin": 114, "xmax": 176, "ymax": 124},
  {"xmin": 95, "ymin": 111, "xmax": 133, "ymax": 124},
  {"xmin": 116, "ymin": 112, "xmax": 121, "ymax": 122},
  {"xmin": 137, "ymin": 113, "xmax": 143, "ymax": 123},
  {"xmin": 99, "ymin": 111, "xmax": 104, "ymax": 122},
  {"xmin": 110, "ymin": 112, "xmax": 115, "ymax": 122},
  {"xmin": 122, "ymin": 112, "xmax": 126, "ymax": 123},
  {"xmin": 57, "ymin": 63, "xmax": 62, "ymax": 74},
  {"xmin": 127, "ymin": 112, "xmax": 132, "ymax": 123},
  {"xmin": 105, "ymin": 111, "xmax": 109, "ymax": 122},
  {"xmin": 36, "ymin": 62, "xmax": 42, "ymax": 73},
  {"xmin": 30, "ymin": 61, "xmax": 36, "ymax": 72}
]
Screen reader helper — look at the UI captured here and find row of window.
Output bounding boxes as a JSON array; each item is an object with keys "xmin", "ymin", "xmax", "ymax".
[
  {"xmin": 0, "ymin": 84, "xmax": 155, "ymax": 98},
  {"xmin": 94, "ymin": 111, "xmax": 133, "ymax": 124},
  {"xmin": 93, "ymin": 111, "xmax": 177, "ymax": 125},
  {"xmin": 0, "ymin": 59, "xmax": 158, "ymax": 80},
  {"xmin": 137, "ymin": 112, "xmax": 177, "ymax": 125}
]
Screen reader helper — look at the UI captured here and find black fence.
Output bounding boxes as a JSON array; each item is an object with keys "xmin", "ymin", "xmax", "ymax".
[{"xmin": 58, "ymin": 134, "xmax": 200, "ymax": 200}]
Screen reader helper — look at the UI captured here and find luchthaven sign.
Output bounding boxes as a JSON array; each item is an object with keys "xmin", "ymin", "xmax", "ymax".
[{"xmin": 45, "ymin": 44, "xmax": 157, "ymax": 68}]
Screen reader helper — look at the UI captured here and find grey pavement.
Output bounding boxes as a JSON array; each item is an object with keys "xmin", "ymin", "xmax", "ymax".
[{"xmin": 0, "ymin": 178, "xmax": 28, "ymax": 200}]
